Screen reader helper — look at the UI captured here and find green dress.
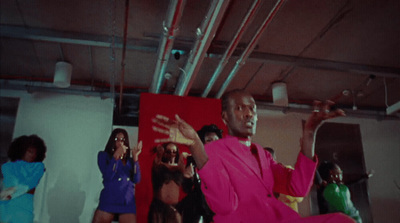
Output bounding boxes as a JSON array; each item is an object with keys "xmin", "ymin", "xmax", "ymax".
[{"xmin": 323, "ymin": 183, "xmax": 362, "ymax": 223}]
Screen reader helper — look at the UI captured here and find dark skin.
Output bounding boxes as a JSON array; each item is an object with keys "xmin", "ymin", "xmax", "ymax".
[
  {"xmin": 204, "ymin": 132, "xmax": 220, "ymax": 144},
  {"xmin": 152, "ymin": 91, "xmax": 345, "ymax": 169},
  {"xmin": 329, "ymin": 164, "xmax": 344, "ymax": 184},
  {"xmin": 1, "ymin": 147, "xmax": 39, "ymax": 200},
  {"xmin": 112, "ymin": 133, "xmax": 142, "ymax": 163},
  {"xmin": 152, "ymin": 114, "xmax": 207, "ymax": 169},
  {"xmin": 221, "ymin": 91, "xmax": 257, "ymax": 139},
  {"xmin": 92, "ymin": 138, "xmax": 142, "ymax": 223}
]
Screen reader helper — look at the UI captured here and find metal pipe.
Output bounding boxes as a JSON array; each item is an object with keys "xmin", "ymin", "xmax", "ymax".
[
  {"xmin": 119, "ymin": 0, "xmax": 130, "ymax": 111},
  {"xmin": 1, "ymin": 80, "xmax": 396, "ymax": 121},
  {"xmin": 109, "ymin": 0, "xmax": 117, "ymax": 103},
  {"xmin": 202, "ymin": 0, "xmax": 261, "ymax": 97},
  {"xmin": 89, "ymin": 46, "xmax": 95, "ymax": 91},
  {"xmin": 2, "ymin": 24, "xmax": 398, "ymax": 78},
  {"xmin": 58, "ymin": 43, "xmax": 65, "ymax": 61},
  {"xmin": 0, "ymin": 75, "xmax": 149, "ymax": 91},
  {"xmin": 174, "ymin": 0, "xmax": 231, "ymax": 96},
  {"xmin": 216, "ymin": 0, "xmax": 285, "ymax": 98},
  {"xmin": 149, "ymin": 0, "xmax": 186, "ymax": 93}
]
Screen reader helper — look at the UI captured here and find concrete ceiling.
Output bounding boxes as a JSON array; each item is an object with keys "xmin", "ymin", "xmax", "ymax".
[{"xmin": 1, "ymin": 0, "xmax": 399, "ymax": 119}]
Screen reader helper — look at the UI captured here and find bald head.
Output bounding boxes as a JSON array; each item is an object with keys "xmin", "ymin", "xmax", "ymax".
[{"xmin": 221, "ymin": 89, "xmax": 253, "ymax": 112}]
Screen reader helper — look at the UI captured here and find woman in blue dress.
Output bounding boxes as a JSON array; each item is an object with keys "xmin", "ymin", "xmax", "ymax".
[
  {"xmin": 0, "ymin": 135, "xmax": 47, "ymax": 223},
  {"xmin": 92, "ymin": 128, "xmax": 142, "ymax": 223}
]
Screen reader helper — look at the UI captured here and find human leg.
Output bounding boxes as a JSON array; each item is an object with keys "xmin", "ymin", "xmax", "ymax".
[
  {"xmin": 92, "ymin": 209, "xmax": 114, "ymax": 223},
  {"xmin": 119, "ymin": 213, "xmax": 137, "ymax": 223}
]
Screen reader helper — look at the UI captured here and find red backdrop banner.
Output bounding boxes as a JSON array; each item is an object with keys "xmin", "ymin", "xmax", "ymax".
[{"xmin": 136, "ymin": 93, "xmax": 226, "ymax": 223}]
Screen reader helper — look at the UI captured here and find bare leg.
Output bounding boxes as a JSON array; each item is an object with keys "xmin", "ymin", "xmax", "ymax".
[
  {"xmin": 92, "ymin": 209, "xmax": 114, "ymax": 223},
  {"xmin": 119, "ymin": 213, "xmax": 136, "ymax": 223}
]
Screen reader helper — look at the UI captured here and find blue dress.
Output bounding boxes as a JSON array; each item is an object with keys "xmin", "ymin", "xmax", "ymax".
[
  {"xmin": 97, "ymin": 151, "xmax": 141, "ymax": 214},
  {"xmin": 0, "ymin": 161, "xmax": 45, "ymax": 223}
]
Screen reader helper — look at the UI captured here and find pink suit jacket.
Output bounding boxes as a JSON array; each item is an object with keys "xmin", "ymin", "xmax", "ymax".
[{"xmin": 198, "ymin": 136, "xmax": 317, "ymax": 223}]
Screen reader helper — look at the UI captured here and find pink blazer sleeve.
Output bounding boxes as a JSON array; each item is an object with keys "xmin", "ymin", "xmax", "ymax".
[{"xmin": 269, "ymin": 151, "xmax": 317, "ymax": 197}]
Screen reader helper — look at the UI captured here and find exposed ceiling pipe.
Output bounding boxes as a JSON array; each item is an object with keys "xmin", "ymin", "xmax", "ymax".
[
  {"xmin": 119, "ymin": 0, "xmax": 131, "ymax": 112},
  {"xmin": 174, "ymin": 0, "xmax": 231, "ymax": 96},
  {"xmin": 2, "ymin": 25, "xmax": 399, "ymax": 78},
  {"xmin": 89, "ymin": 46, "xmax": 95, "ymax": 91},
  {"xmin": 150, "ymin": 0, "xmax": 186, "ymax": 93},
  {"xmin": 1, "ymin": 80, "xmax": 397, "ymax": 121},
  {"xmin": 202, "ymin": 0, "xmax": 261, "ymax": 98},
  {"xmin": 58, "ymin": 43, "xmax": 65, "ymax": 61},
  {"xmin": 109, "ymin": 0, "xmax": 117, "ymax": 103},
  {"xmin": 215, "ymin": 0, "xmax": 286, "ymax": 98},
  {"xmin": 0, "ymin": 25, "xmax": 159, "ymax": 52}
]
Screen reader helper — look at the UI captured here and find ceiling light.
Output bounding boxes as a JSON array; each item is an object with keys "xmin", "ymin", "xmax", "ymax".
[
  {"xmin": 272, "ymin": 82, "xmax": 288, "ymax": 107},
  {"xmin": 53, "ymin": 61, "xmax": 72, "ymax": 88}
]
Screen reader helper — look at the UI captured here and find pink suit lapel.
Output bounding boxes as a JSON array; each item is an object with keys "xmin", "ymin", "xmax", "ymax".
[{"xmin": 223, "ymin": 137, "xmax": 270, "ymax": 191}]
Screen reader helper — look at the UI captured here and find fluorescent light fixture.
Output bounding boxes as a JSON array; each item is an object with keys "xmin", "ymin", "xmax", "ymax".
[{"xmin": 272, "ymin": 82, "xmax": 288, "ymax": 107}]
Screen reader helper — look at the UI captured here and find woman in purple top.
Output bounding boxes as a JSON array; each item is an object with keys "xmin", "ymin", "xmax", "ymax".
[{"xmin": 92, "ymin": 128, "xmax": 142, "ymax": 223}]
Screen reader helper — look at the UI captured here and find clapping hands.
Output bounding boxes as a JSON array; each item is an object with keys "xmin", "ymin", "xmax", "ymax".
[
  {"xmin": 113, "ymin": 140, "xmax": 142, "ymax": 161},
  {"xmin": 132, "ymin": 141, "xmax": 143, "ymax": 162}
]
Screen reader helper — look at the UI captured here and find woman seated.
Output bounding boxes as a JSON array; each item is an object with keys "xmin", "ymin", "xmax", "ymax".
[{"xmin": 0, "ymin": 135, "xmax": 47, "ymax": 223}]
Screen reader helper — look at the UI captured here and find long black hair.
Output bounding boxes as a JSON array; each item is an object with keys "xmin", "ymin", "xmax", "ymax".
[
  {"xmin": 151, "ymin": 142, "xmax": 181, "ymax": 164},
  {"xmin": 104, "ymin": 128, "xmax": 130, "ymax": 158},
  {"xmin": 318, "ymin": 161, "xmax": 337, "ymax": 182},
  {"xmin": 197, "ymin": 124, "xmax": 223, "ymax": 144}
]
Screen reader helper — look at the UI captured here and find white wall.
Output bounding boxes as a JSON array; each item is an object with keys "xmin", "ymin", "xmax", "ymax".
[
  {"xmin": 253, "ymin": 110, "xmax": 312, "ymax": 217},
  {"xmin": 1, "ymin": 90, "xmax": 399, "ymax": 223},
  {"xmin": 1, "ymin": 90, "xmax": 114, "ymax": 223},
  {"xmin": 253, "ymin": 110, "xmax": 400, "ymax": 223},
  {"xmin": 358, "ymin": 120, "xmax": 400, "ymax": 223}
]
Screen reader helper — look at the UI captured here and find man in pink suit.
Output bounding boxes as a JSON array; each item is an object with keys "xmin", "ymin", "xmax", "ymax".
[{"xmin": 153, "ymin": 89, "xmax": 355, "ymax": 223}]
